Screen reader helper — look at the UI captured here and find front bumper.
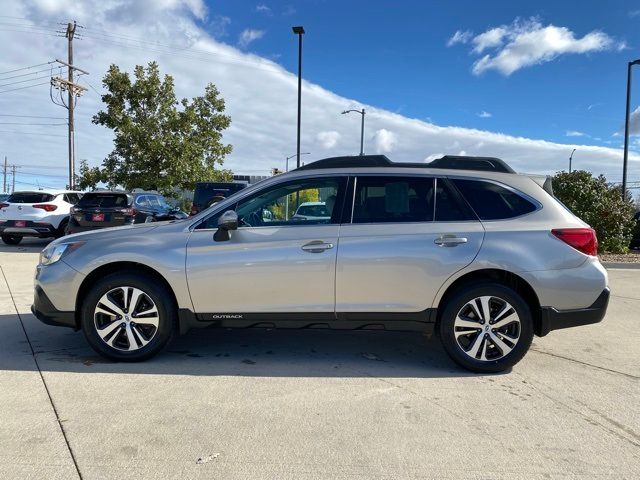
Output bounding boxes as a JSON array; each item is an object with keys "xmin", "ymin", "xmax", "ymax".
[
  {"xmin": 31, "ymin": 285, "xmax": 76, "ymax": 329},
  {"xmin": 538, "ymin": 287, "xmax": 610, "ymax": 336}
]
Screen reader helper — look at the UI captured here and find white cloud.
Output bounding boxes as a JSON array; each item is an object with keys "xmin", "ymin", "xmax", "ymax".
[
  {"xmin": 630, "ymin": 10, "xmax": 640, "ymax": 18},
  {"xmin": 477, "ymin": 111, "xmax": 492, "ymax": 118},
  {"xmin": 448, "ymin": 18, "xmax": 623, "ymax": 76},
  {"xmin": 317, "ymin": 131, "xmax": 340, "ymax": 149},
  {"xmin": 0, "ymin": 1, "xmax": 638, "ymax": 191},
  {"xmin": 256, "ymin": 4, "xmax": 271, "ymax": 14},
  {"xmin": 472, "ymin": 27, "xmax": 507, "ymax": 53},
  {"xmin": 447, "ymin": 30, "xmax": 472, "ymax": 47},
  {"xmin": 373, "ymin": 129, "xmax": 398, "ymax": 154},
  {"xmin": 238, "ymin": 29, "xmax": 265, "ymax": 48},
  {"xmin": 630, "ymin": 106, "xmax": 640, "ymax": 135},
  {"xmin": 566, "ymin": 130, "xmax": 587, "ymax": 137}
]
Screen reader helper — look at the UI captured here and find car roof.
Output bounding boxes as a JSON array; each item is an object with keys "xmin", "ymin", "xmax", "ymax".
[{"xmin": 9, "ymin": 190, "xmax": 82, "ymax": 195}]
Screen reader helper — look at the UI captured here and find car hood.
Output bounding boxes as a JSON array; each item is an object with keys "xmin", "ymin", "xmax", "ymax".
[{"xmin": 57, "ymin": 223, "xmax": 160, "ymax": 244}]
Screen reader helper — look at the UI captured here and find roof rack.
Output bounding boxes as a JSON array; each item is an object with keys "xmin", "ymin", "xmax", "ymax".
[{"xmin": 295, "ymin": 154, "xmax": 515, "ymax": 174}]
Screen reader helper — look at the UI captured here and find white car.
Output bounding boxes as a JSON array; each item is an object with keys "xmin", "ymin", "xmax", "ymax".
[
  {"xmin": 292, "ymin": 201, "xmax": 331, "ymax": 221},
  {"xmin": 0, "ymin": 190, "xmax": 83, "ymax": 245}
]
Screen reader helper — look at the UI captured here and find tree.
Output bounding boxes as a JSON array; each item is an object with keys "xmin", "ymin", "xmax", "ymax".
[
  {"xmin": 79, "ymin": 62, "xmax": 233, "ymax": 195},
  {"xmin": 553, "ymin": 170, "xmax": 636, "ymax": 253}
]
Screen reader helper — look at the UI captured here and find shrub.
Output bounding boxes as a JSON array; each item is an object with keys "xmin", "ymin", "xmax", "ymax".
[{"xmin": 552, "ymin": 170, "xmax": 636, "ymax": 253}]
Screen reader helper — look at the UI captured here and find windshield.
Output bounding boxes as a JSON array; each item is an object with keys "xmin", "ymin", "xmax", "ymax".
[
  {"xmin": 77, "ymin": 193, "xmax": 130, "ymax": 208},
  {"xmin": 7, "ymin": 192, "xmax": 55, "ymax": 203},
  {"xmin": 296, "ymin": 204, "xmax": 328, "ymax": 216}
]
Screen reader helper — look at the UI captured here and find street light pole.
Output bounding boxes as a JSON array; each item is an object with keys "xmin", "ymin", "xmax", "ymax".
[
  {"xmin": 292, "ymin": 26, "xmax": 305, "ymax": 169},
  {"xmin": 569, "ymin": 148, "xmax": 576, "ymax": 173},
  {"xmin": 341, "ymin": 108, "xmax": 366, "ymax": 155},
  {"xmin": 286, "ymin": 152, "xmax": 310, "ymax": 172},
  {"xmin": 623, "ymin": 59, "xmax": 640, "ymax": 200}
]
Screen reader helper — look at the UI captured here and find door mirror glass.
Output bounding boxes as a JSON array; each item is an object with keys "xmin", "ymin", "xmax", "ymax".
[{"xmin": 214, "ymin": 210, "xmax": 238, "ymax": 241}]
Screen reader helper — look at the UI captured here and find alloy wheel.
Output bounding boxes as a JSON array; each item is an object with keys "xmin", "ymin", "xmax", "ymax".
[
  {"xmin": 93, "ymin": 286, "xmax": 160, "ymax": 351},
  {"xmin": 453, "ymin": 295, "xmax": 521, "ymax": 362}
]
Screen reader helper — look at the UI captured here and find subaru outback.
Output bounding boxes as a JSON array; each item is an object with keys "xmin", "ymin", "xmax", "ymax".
[{"xmin": 31, "ymin": 155, "xmax": 609, "ymax": 373}]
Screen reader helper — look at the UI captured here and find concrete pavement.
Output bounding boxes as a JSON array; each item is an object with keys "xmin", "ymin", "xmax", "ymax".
[{"xmin": 0, "ymin": 238, "xmax": 638, "ymax": 479}]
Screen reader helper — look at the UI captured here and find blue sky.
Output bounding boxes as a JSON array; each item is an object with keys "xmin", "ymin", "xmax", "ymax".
[
  {"xmin": 210, "ymin": 0, "xmax": 639, "ymax": 145},
  {"xmin": 2, "ymin": 0, "xmax": 640, "ymax": 190}
]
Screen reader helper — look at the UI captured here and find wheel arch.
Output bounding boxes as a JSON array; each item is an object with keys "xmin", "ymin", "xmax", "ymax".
[
  {"xmin": 74, "ymin": 261, "xmax": 179, "ymax": 330},
  {"xmin": 435, "ymin": 268, "xmax": 543, "ymax": 336}
]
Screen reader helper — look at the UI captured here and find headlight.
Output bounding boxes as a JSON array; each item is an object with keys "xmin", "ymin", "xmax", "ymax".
[{"xmin": 39, "ymin": 241, "xmax": 85, "ymax": 266}]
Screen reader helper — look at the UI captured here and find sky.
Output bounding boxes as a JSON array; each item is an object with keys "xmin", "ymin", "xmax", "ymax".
[{"xmin": 1, "ymin": 0, "xmax": 640, "ymax": 191}]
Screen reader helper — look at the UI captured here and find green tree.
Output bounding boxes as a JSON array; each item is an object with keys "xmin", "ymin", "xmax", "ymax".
[
  {"xmin": 553, "ymin": 170, "xmax": 636, "ymax": 253},
  {"xmin": 79, "ymin": 62, "xmax": 233, "ymax": 195}
]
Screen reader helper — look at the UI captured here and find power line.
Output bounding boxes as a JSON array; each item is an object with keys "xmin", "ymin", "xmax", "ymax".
[
  {"xmin": 0, "ymin": 122, "xmax": 66, "ymax": 126},
  {"xmin": 0, "ymin": 74, "xmax": 59, "ymax": 87},
  {"xmin": 0, "ymin": 81, "xmax": 50, "ymax": 94},
  {"xmin": 0, "ymin": 61, "xmax": 54, "ymax": 76},
  {"xmin": 0, "ymin": 114, "xmax": 66, "ymax": 119},
  {"xmin": 0, "ymin": 65, "xmax": 63, "ymax": 81},
  {"xmin": 0, "ymin": 130, "xmax": 66, "ymax": 137}
]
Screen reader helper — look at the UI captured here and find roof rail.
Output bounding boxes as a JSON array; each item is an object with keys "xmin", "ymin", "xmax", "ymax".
[{"xmin": 295, "ymin": 154, "xmax": 515, "ymax": 173}]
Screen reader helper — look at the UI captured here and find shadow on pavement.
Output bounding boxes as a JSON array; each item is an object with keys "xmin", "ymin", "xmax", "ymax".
[
  {"xmin": 2, "ymin": 313, "xmax": 498, "ymax": 379},
  {"xmin": 0, "ymin": 237, "xmax": 51, "ymax": 253}
]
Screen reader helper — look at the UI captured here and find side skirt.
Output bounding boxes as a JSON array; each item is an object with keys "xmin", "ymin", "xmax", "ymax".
[{"xmin": 180, "ymin": 309, "xmax": 437, "ymax": 335}]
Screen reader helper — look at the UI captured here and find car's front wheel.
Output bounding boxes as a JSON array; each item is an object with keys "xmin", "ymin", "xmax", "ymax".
[
  {"xmin": 81, "ymin": 272, "xmax": 176, "ymax": 361},
  {"xmin": 1, "ymin": 234, "xmax": 22, "ymax": 245},
  {"xmin": 438, "ymin": 283, "xmax": 534, "ymax": 373}
]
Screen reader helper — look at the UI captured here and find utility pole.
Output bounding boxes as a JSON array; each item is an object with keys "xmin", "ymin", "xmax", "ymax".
[
  {"xmin": 2, "ymin": 156, "xmax": 6, "ymax": 193},
  {"xmin": 50, "ymin": 21, "xmax": 88, "ymax": 190},
  {"xmin": 66, "ymin": 21, "xmax": 76, "ymax": 190},
  {"xmin": 623, "ymin": 59, "xmax": 640, "ymax": 200},
  {"xmin": 11, "ymin": 165, "xmax": 17, "ymax": 193}
]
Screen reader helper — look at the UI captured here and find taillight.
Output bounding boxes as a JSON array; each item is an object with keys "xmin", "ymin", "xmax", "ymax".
[
  {"xmin": 0, "ymin": 202, "xmax": 8, "ymax": 208},
  {"xmin": 33, "ymin": 204, "xmax": 58, "ymax": 212},
  {"xmin": 120, "ymin": 207, "xmax": 137, "ymax": 216},
  {"xmin": 552, "ymin": 228, "xmax": 598, "ymax": 256}
]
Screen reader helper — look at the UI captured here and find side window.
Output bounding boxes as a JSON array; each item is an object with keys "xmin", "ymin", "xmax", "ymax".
[
  {"xmin": 452, "ymin": 179, "xmax": 537, "ymax": 220},
  {"xmin": 197, "ymin": 177, "xmax": 345, "ymax": 229},
  {"xmin": 136, "ymin": 195, "xmax": 150, "ymax": 208},
  {"xmin": 64, "ymin": 193, "xmax": 80, "ymax": 204},
  {"xmin": 352, "ymin": 176, "xmax": 434, "ymax": 224},
  {"xmin": 147, "ymin": 195, "xmax": 161, "ymax": 208},
  {"xmin": 435, "ymin": 179, "xmax": 477, "ymax": 221}
]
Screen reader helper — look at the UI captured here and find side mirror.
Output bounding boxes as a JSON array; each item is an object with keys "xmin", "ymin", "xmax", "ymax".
[{"xmin": 214, "ymin": 210, "xmax": 238, "ymax": 242}]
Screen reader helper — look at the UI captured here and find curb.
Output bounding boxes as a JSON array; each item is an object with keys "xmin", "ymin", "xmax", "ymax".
[{"xmin": 602, "ymin": 262, "xmax": 640, "ymax": 270}]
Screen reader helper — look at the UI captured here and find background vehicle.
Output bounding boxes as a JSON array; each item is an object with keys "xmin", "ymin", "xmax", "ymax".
[
  {"xmin": 630, "ymin": 211, "xmax": 640, "ymax": 250},
  {"xmin": 66, "ymin": 191, "xmax": 185, "ymax": 234},
  {"xmin": 190, "ymin": 182, "xmax": 248, "ymax": 215},
  {"xmin": 0, "ymin": 193, "xmax": 9, "ymax": 202},
  {"xmin": 32, "ymin": 155, "xmax": 609, "ymax": 373},
  {"xmin": 292, "ymin": 201, "xmax": 331, "ymax": 221},
  {"xmin": 0, "ymin": 190, "xmax": 81, "ymax": 245}
]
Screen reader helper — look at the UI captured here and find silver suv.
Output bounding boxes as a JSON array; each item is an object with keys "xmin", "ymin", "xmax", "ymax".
[{"xmin": 32, "ymin": 155, "xmax": 609, "ymax": 372}]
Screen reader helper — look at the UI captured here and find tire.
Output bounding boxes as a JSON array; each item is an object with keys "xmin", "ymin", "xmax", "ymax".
[
  {"xmin": 80, "ymin": 272, "xmax": 176, "ymax": 361},
  {"xmin": 56, "ymin": 218, "xmax": 69, "ymax": 238},
  {"xmin": 1, "ymin": 234, "xmax": 22, "ymax": 245},
  {"xmin": 438, "ymin": 282, "xmax": 534, "ymax": 373}
]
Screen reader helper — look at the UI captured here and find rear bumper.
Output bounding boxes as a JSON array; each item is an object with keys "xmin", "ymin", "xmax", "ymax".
[
  {"xmin": 538, "ymin": 287, "xmax": 610, "ymax": 336},
  {"xmin": 31, "ymin": 285, "xmax": 76, "ymax": 329},
  {"xmin": 0, "ymin": 222, "xmax": 57, "ymax": 237}
]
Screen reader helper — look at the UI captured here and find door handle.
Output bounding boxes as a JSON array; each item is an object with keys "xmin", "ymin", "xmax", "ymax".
[
  {"xmin": 434, "ymin": 235, "xmax": 468, "ymax": 247},
  {"xmin": 301, "ymin": 241, "xmax": 334, "ymax": 253}
]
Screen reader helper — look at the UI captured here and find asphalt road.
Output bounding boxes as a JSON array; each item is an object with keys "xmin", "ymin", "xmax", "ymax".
[{"xmin": 0, "ymin": 238, "xmax": 638, "ymax": 479}]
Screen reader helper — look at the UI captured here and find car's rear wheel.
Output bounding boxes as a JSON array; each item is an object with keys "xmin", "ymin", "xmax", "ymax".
[
  {"xmin": 56, "ymin": 218, "xmax": 69, "ymax": 238},
  {"xmin": 80, "ymin": 272, "xmax": 176, "ymax": 361},
  {"xmin": 1, "ymin": 234, "xmax": 22, "ymax": 245},
  {"xmin": 438, "ymin": 283, "xmax": 533, "ymax": 373}
]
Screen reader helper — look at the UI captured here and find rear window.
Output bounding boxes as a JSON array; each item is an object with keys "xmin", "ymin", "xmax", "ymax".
[
  {"xmin": 7, "ymin": 192, "xmax": 55, "ymax": 203},
  {"xmin": 296, "ymin": 204, "xmax": 329, "ymax": 216},
  {"xmin": 452, "ymin": 179, "xmax": 537, "ymax": 220},
  {"xmin": 77, "ymin": 193, "xmax": 130, "ymax": 208},
  {"xmin": 353, "ymin": 176, "xmax": 434, "ymax": 223}
]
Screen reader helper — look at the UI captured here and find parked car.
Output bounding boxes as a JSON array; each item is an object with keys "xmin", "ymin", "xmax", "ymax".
[
  {"xmin": 66, "ymin": 191, "xmax": 186, "ymax": 234},
  {"xmin": 0, "ymin": 190, "xmax": 82, "ymax": 245},
  {"xmin": 32, "ymin": 155, "xmax": 609, "ymax": 373},
  {"xmin": 630, "ymin": 211, "xmax": 640, "ymax": 250},
  {"xmin": 190, "ymin": 182, "xmax": 248, "ymax": 215},
  {"xmin": 292, "ymin": 201, "xmax": 331, "ymax": 221},
  {"xmin": 0, "ymin": 193, "xmax": 9, "ymax": 202}
]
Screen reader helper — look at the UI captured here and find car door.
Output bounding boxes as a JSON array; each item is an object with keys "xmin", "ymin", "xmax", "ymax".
[
  {"xmin": 335, "ymin": 175, "xmax": 485, "ymax": 314},
  {"xmin": 186, "ymin": 175, "xmax": 347, "ymax": 315}
]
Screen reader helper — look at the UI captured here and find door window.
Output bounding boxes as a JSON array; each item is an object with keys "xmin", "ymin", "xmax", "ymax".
[
  {"xmin": 197, "ymin": 177, "xmax": 346, "ymax": 229},
  {"xmin": 135, "ymin": 195, "xmax": 150, "ymax": 208},
  {"xmin": 352, "ymin": 176, "xmax": 434, "ymax": 223},
  {"xmin": 434, "ymin": 179, "xmax": 477, "ymax": 221}
]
